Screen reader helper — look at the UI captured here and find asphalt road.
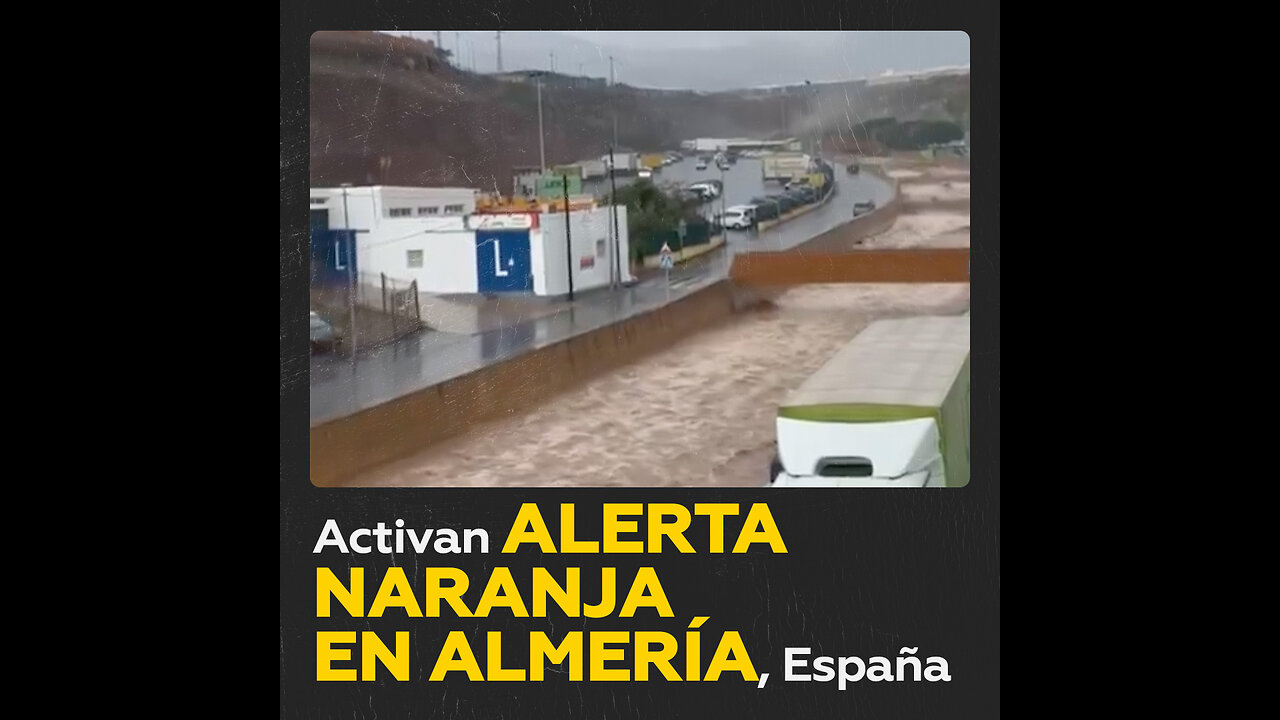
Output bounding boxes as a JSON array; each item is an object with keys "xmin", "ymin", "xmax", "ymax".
[{"xmin": 309, "ymin": 158, "xmax": 894, "ymax": 426}]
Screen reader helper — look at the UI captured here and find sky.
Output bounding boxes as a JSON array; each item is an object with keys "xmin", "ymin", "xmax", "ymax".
[{"xmin": 383, "ymin": 31, "xmax": 969, "ymax": 92}]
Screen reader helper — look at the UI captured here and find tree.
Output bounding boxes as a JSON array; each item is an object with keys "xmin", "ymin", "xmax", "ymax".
[{"xmin": 609, "ymin": 180, "xmax": 702, "ymax": 255}]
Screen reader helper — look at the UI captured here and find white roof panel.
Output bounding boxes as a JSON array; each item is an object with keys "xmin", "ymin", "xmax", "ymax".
[{"xmin": 783, "ymin": 316, "xmax": 970, "ymax": 410}]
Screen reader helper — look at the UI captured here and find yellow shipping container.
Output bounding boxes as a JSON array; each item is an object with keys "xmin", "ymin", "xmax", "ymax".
[{"xmin": 641, "ymin": 154, "xmax": 665, "ymax": 169}]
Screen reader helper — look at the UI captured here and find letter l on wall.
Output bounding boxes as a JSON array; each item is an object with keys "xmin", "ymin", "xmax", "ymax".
[{"xmin": 494, "ymin": 240, "xmax": 508, "ymax": 277}]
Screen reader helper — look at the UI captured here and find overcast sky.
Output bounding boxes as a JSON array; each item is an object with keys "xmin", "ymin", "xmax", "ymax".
[{"xmin": 383, "ymin": 31, "xmax": 969, "ymax": 92}]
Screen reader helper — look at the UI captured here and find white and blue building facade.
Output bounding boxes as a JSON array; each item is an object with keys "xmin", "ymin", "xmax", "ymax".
[{"xmin": 311, "ymin": 185, "xmax": 633, "ymax": 297}]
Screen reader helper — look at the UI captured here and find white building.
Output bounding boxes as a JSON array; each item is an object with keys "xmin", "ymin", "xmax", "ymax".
[
  {"xmin": 353, "ymin": 206, "xmax": 634, "ymax": 298},
  {"xmin": 310, "ymin": 186, "xmax": 480, "ymax": 231}
]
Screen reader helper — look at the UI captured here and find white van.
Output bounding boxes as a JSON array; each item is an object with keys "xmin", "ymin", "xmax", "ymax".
[
  {"xmin": 769, "ymin": 315, "xmax": 970, "ymax": 488},
  {"xmin": 720, "ymin": 205, "xmax": 756, "ymax": 230}
]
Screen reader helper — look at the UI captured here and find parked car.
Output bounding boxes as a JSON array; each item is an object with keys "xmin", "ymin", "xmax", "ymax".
[
  {"xmin": 749, "ymin": 197, "xmax": 780, "ymax": 221},
  {"xmin": 853, "ymin": 200, "xmax": 877, "ymax": 216},
  {"xmin": 783, "ymin": 190, "xmax": 808, "ymax": 208},
  {"xmin": 795, "ymin": 186, "xmax": 818, "ymax": 203},
  {"xmin": 310, "ymin": 311, "xmax": 340, "ymax": 354},
  {"xmin": 688, "ymin": 182, "xmax": 720, "ymax": 200},
  {"xmin": 847, "ymin": 163, "xmax": 860, "ymax": 175},
  {"xmin": 638, "ymin": 168, "xmax": 653, "ymax": 179},
  {"xmin": 720, "ymin": 205, "xmax": 757, "ymax": 230},
  {"xmin": 694, "ymin": 160, "xmax": 708, "ymax": 171}
]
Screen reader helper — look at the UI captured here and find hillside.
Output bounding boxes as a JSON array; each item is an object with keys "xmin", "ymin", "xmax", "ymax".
[{"xmin": 309, "ymin": 31, "xmax": 969, "ymax": 190}]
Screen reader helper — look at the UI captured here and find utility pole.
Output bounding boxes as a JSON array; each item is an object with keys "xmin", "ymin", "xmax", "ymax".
[
  {"xmin": 435, "ymin": 31, "xmax": 442, "ymax": 49},
  {"xmin": 455, "ymin": 32, "xmax": 460, "ymax": 66},
  {"xmin": 720, "ymin": 161, "xmax": 727, "ymax": 228},
  {"xmin": 605, "ymin": 181, "xmax": 615, "ymax": 288},
  {"xmin": 609, "ymin": 56, "xmax": 618, "ymax": 147},
  {"xmin": 550, "ymin": 51, "xmax": 555, "ymax": 73},
  {"xmin": 496, "ymin": 30, "xmax": 502, "ymax": 72},
  {"xmin": 608, "ymin": 145, "xmax": 621, "ymax": 288},
  {"xmin": 804, "ymin": 80, "xmax": 815, "ymax": 157},
  {"xmin": 720, "ymin": 162, "xmax": 730, "ymax": 275},
  {"xmin": 534, "ymin": 72, "xmax": 546, "ymax": 174},
  {"xmin": 340, "ymin": 184, "xmax": 357, "ymax": 357},
  {"xmin": 562, "ymin": 175, "xmax": 575, "ymax": 302}
]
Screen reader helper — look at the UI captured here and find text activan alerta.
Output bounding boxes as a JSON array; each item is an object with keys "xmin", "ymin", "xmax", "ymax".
[{"xmin": 311, "ymin": 503, "xmax": 789, "ymax": 556}]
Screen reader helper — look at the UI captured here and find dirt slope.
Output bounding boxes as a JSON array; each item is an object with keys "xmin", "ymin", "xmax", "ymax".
[{"xmin": 309, "ymin": 31, "xmax": 968, "ymax": 190}]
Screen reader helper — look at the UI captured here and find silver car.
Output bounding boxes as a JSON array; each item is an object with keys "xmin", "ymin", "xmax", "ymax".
[{"xmin": 310, "ymin": 311, "xmax": 340, "ymax": 354}]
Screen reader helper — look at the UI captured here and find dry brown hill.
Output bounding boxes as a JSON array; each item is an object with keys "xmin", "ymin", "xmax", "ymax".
[{"xmin": 309, "ymin": 31, "xmax": 968, "ymax": 190}]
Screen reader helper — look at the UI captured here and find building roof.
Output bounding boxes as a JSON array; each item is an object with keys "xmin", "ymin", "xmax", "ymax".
[
  {"xmin": 311, "ymin": 185, "xmax": 479, "ymax": 195},
  {"xmin": 782, "ymin": 316, "xmax": 969, "ymax": 412}
]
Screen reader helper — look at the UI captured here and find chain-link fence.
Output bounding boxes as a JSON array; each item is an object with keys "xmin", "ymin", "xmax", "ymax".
[
  {"xmin": 310, "ymin": 271, "xmax": 424, "ymax": 354},
  {"xmin": 353, "ymin": 272, "xmax": 420, "ymax": 322}
]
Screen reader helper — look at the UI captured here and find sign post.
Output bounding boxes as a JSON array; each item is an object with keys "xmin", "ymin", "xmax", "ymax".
[
  {"xmin": 563, "ymin": 175, "xmax": 574, "ymax": 302},
  {"xmin": 659, "ymin": 242, "xmax": 674, "ymax": 301}
]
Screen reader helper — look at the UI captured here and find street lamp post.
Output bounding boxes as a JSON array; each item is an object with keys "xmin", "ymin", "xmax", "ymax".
[
  {"xmin": 719, "ymin": 161, "xmax": 728, "ymax": 273},
  {"xmin": 719, "ymin": 162, "xmax": 726, "ymax": 225},
  {"xmin": 534, "ymin": 73, "xmax": 546, "ymax": 174},
  {"xmin": 608, "ymin": 145, "xmax": 622, "ymax": 289},
  {"xmin": 804, "ymin": 80, "xmax": 813, "ymax": 157}
]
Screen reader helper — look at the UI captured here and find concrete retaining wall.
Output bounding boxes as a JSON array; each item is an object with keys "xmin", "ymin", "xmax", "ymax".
[
  {"xmin": 730, "ymin": 248, "xmax": 971, "ymax": 285},
  {"xmin": 728, "ymin": 169, "xmax": 972, "ymax": 285},
  {"xmin": 310, "ymin": 279, "xmax": 770, "ymax": 486},
  {"xmin": 641, "ymin": 235, "xmax": 725, "ymax": 268}
]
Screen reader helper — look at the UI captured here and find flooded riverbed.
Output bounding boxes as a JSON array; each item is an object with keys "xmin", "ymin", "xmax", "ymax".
[{"xmin": 344, "ymin": 282, "xmax": 969, "ymax": 487}]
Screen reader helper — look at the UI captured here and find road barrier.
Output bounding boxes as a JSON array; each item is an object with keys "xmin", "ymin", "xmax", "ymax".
[
  {"xmin": 755, "ymin": 182, "xmax": 835, "ymax": 233},
  {"xmin": 641, "ymin": 234, "xmax": 726, "ymax": 268},
  {"xmin": 730, "ymin": 248, "xmax": 971, "ymax": 285}
]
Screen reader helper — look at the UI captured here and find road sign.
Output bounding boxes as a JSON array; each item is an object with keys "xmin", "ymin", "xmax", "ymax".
[
  {"xmin": 677, "ymin": 220, "xmax": 687, "ymax": 240},
  {"xmin": 660, "ymin": 253, "xmax": 674, "ymax": 270}
]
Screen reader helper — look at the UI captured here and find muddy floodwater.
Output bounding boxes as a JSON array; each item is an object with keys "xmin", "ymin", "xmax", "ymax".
[{"xmin": 347, "ymin": 282, "xmax": 970, "ymax": 488}]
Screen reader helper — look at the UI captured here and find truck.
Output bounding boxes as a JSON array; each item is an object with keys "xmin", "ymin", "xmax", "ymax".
[
  {"xmin": 768, "ymin": 315, "xmax": 970, "ymax": 488},
  {"xmin": 602, "ymin": 152, "xmax": 638, "ymax": 172},
  {"xmin": 762, "ymin": 152, "xmax": 813, "ymax": 183},
  {"xmin": 694, "ymin": 138, "xmax": 728, "ymax": 153},
  {"xmin": 640, "ymin": 153, "xmax": 665, "ymax": 170},
  {"xmin": 580, "ymin": 159, "xmax": 607, "ymax": 179},
  {"xmin": 550, "ymin": 164, "xmax": 582, "ymax": 180}
]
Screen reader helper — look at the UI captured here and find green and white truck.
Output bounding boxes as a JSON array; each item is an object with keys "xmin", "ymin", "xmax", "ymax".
[{"xmin": 768, "ymin": 315, "xmax": 970, "ymax": 488}]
